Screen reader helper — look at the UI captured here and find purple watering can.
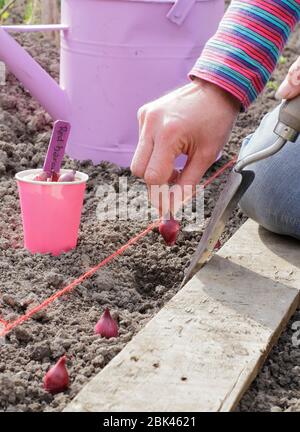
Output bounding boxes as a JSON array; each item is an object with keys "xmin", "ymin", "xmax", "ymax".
[{"xmin": 0, "ymin": 0, "xmax": 224, "ymax": 167}]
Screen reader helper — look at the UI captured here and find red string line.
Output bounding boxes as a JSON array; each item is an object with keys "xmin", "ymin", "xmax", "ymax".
[
  {"xmin": 0, "ymin": 222, "xmax": 159, "ymax": 337},
  {"xmin": 202, "ymin": 156, "xmax": 237, "ymax": 188},
  {"xmin": 0, "ymin": 157, "xmax": 236, "ymax": 337}
]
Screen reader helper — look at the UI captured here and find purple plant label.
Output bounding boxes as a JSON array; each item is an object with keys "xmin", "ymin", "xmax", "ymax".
[{"xmin": 43, "ymin": 120, "xmax": 71, "ymax": 174}]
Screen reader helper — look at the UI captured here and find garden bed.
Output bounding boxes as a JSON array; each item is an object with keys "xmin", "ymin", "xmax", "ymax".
[{"xmin": 0, "ymin": 5, "xmax": 299, "ymax": 412}]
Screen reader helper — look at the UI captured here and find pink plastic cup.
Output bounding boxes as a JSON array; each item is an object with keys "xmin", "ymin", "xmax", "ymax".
[{"xmin": 15, "ymin": 169, "xmax": 89, "ymax": 255}]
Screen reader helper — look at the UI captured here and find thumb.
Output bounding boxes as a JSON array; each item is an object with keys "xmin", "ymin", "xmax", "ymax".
[
  {"xmin": 276, "ymin": 58, "xmax": 300, "ymax": 100},
  {"xmin": 276, "ymin": 78, "xmax": 299, "ymax": 100}
]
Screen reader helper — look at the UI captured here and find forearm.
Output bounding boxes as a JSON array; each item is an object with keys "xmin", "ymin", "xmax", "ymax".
[{"xmin": 190, "ymin": 0, "xmax": 300, "ymax": 110}]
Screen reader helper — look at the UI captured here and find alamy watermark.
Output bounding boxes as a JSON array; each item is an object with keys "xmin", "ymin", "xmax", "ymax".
[{"xmin": 95, "ymin": 177, "xmax": 205, "ymax": 232}]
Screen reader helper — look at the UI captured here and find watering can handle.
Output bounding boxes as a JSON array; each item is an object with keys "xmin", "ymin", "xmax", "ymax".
[{"xmin": 167, "ymin": 0, "xmax": 197, "ymax": 26}]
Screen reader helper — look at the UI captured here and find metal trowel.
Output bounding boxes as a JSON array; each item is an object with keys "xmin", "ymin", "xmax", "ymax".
[{"xmin": 181, "ymin": 93, "xmax": 300, "ymax": 287}]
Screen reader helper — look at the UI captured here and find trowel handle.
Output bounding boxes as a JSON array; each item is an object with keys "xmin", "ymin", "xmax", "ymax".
[
  {"xmin": 276, "ymin": 94, "xmax": 300, "ymax": 142},
  {"xmin": 236, "ymin": 94, "xmax": 300, "ymax": 172}
]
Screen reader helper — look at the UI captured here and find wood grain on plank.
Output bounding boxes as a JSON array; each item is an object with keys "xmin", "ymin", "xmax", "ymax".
[{"xmin": 65, "ymin": 220, "xmax": 300, "ymax": 412}]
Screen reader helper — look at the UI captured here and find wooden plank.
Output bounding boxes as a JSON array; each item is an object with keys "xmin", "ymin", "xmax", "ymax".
[{"xmin": 65, "ymin": 220, "xmax": 300, "ymax": 412}]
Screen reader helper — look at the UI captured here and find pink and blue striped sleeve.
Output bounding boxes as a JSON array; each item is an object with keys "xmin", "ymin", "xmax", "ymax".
[{"xmin": 190, "ymin": 0, "xmax": 300, "ymax": 110}]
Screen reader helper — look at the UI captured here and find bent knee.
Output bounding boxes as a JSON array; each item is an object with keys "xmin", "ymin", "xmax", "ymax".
[{"xmin": 240, "ymin": 189, "xmax": 300, "ymax": 240}]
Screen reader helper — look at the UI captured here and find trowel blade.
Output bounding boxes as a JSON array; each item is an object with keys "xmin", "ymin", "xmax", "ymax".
[{"xmin": 181, "ymin": 169, "xmax": 255, "ymax": 287}]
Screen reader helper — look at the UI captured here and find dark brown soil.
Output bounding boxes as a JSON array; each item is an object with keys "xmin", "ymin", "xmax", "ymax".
[{"xmin": 0, "ymin": 3, "xmax": 299, "ymax": 413}]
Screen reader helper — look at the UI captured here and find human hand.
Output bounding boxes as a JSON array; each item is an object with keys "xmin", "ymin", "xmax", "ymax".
[
  {"xmin": 131, "ymin": 78, "xmax": 240, "ymax": 215},
  {"xmin": 276, "ymin": 56, "xmax": 300, "ymax": 100}
]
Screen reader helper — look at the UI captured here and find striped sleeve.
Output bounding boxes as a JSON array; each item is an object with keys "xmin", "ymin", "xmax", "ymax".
[{"xmin": 190, "ymin": 0, "xmax": 300, "ymax": 110}]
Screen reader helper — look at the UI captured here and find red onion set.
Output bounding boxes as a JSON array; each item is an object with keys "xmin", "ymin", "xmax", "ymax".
[
  {"xmin": 43, "ymin": 308, "xmax": 119, "ymax": 394},
  {"xmin": 33, "ymin": 169, "xmax": 76, "ymax": 183},
  {"xmin": 159, "ymin": 215, "xmax": 180, "ymax": 246}
]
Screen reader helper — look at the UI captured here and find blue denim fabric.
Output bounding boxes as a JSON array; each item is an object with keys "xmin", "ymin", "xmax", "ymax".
[{"xmin": 238, "ymin": 103, "xmax": 300, "ymax": 239}]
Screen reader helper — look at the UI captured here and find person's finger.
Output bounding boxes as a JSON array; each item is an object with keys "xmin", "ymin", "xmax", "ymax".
[
  {"xmin": 176, "ymin": 152, "xmax": 208, "ymax": 189},
  {"xmin": 285, "ymin": 85, "xmax": 300, "ymax": 100},
  {"xmin": 131, "ymin": 122, "xmax": 154, "ymax": 178},
  {"xmin": 276, "ymin": 58, "xmax": 300, "ymax": 100},
  {"xmin": 276, "ymin": 78, "xmax": 300, "ymax": 100},
  {"xmin": 144, "ymin": 133, "xmax": 179, "ymax": 217},
  {"xmin": 144, "ymin": 136, "xmax": 177, "ymax": 186},
  {"xmin": 151, "ymin": 168, "xmax": 179, "ymax": 217},
  {"xmin": 169, "ymin": 152, "xmax": 210, "ymax": 215},
  {"xmin": 137, "ymin": 106, "xmax": 146, "ymax": 135},
  {"xmin": 147, "ymin": 169, "xmax": 180, "ymax": 218},
  {"xmin": 168, "ymin": 169, "xmax": 180, "ymax": 184}
]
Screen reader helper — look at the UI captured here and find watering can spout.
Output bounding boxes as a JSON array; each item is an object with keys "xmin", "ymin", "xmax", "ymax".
[{"xmin": 0, "ymin": 27, "xmax": 70, "ymax": 120}]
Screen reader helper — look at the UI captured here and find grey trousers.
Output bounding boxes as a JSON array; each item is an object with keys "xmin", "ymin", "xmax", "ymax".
[{"xmin": 238, "ymin": 103, "xmax": 300, "ymax": 240}]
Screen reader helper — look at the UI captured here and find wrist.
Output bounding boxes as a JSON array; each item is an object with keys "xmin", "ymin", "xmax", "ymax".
[{"xmin": 193, "ymin": 77, "xmax": 241, "ymax": 114}]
